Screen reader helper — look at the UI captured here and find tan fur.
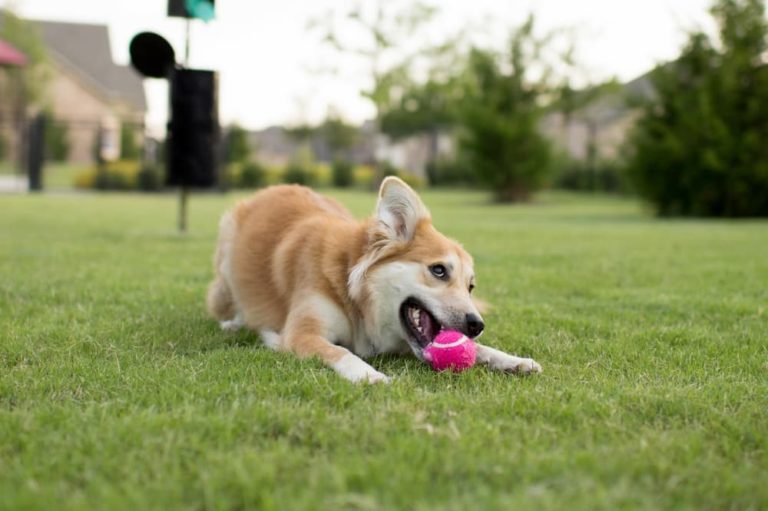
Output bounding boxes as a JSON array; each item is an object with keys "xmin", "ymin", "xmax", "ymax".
[
  {"xmin": 208, "ymin": 185, "xmax": 369, "ymax": 366},
  {"xmin": 207, "ymin": 178, "xmax": 541, "ymax": 382}
]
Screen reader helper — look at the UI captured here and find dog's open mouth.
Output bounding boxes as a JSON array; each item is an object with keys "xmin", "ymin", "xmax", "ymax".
[{"xmin": 399, "ymin": 297, "xmax": 441, "ymax": 349}]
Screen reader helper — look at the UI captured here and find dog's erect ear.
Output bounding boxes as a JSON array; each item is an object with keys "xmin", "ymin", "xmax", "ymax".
[{"xmin": 375, "ymin": 176, "xmax": 430, "ymax": 241}]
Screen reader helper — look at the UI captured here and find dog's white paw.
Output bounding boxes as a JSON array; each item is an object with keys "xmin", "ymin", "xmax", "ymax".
[
  {"xmin": 220, "ymin": 318, "xmax": 244, "ymax": 331},
  {"xmin": 258, "ymin": 329, "xmax": 281, "ymax": 350},
  {"xmin": 504, "ymin": 357, "xmax": 542, "ymax": 375},
  {"xmin": 332, "ymin": 353, "xmax": 391, "ymax": 384},
  {"xmin": 476, "ymin": 345, "xmax": 542, "ymax": 375}
]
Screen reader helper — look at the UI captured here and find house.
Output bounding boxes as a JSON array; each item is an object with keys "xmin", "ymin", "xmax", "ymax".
[
  {"xmin": 0, "ymin": 14, "xmax": 146, "ymax": 166},
  {"xmin": 540, "ymin": 73, "xmax": 655, "ymax": 164},
  {"xmin": 35, "ymin": 19, "xmax": 146, "ymax": 163}
]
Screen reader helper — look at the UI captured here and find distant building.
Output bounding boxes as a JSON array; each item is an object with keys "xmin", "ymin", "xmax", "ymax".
[
  {"xmin": 0, "ymin": 14, "xmax": 146, "ymax": 166},
  {"xmin": 541, "ymin": 73, "xmax": 655, "ymax": 163},
  {"xmin": 246, "ymin": 120, "xmax": 444, "ymax": 182},
  {"xmin": 245, "ymin": 73, "xmax": 656, "ymax": 182},
  {"xmin": 247, "ymin": 121, "xmax": 377, "ymax": 168},
  {"xmin": 35, "ymin": 19, "xmax": 146, "ymax": 163}
]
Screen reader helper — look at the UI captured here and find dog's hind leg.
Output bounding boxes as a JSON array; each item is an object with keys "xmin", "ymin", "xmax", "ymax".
[
  {"xmin": 208, "ymin": 210, "xmax": 239, "ymax": 323},
  {"xmin": 220, "ymin": 314, "xmax": 244, "ymax": 331},
  {"xmin": 258, "ymin": 329, "xmax": 281, "ymax": 350},
  {"xmin": 207, "ymin": 277, "xmax": 237, "ymax": 322}
]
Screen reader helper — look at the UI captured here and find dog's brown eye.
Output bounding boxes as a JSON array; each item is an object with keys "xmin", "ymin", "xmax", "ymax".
[
  {"xmin": 469, "ymin": 284, "xmax": 475, "ymax": 293},
  {"xmin": 429, "ymin": 264, "xmax": 448, "ymax": 280}
]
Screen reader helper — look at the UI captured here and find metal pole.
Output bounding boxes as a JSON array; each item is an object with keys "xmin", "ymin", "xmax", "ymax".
[
  {"xmin": 179, "ymin": 186, "xmax": 188, "ymax": 233},
  {"xmin": 184, "ymin": 19, "xmax": 191, "ymax": 65},
  {"xmin": 178, "ymin": 18, "xmax": 192, "ymax": 234}
]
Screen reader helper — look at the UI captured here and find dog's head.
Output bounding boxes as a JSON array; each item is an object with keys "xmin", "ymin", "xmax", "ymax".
[{"xmin": 349, "ymin": 177, "xmax": 484, "ymax": 359}]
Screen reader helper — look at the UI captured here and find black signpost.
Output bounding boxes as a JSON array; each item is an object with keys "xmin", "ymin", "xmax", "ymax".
[
  {"xmin": 129, "ymin": 0, "xmax": 218, "ymax": 233},
  {"xmin": 27, "ymin": 113, "xmax": 46, "ymax": 192}
]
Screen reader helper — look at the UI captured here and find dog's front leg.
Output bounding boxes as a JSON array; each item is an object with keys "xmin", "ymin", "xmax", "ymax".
[
  {"xmin": 281, "ymin": 312, "xmax": 390, "ymax": 384},
  {"xmin": 475, "ymin": 343, "xmax": 542, "ymax": 375}
]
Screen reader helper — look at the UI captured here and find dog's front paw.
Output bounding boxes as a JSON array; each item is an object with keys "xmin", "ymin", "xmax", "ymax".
[
  {"xmin": 333, "ymin": 353, "xmax": 391, "ymax": 384},
  {"xmin": 502, "ymin": 357, "xmax": 542, "ymax": 375},
  {"xmin": 477, "ymin": 345, "xmax": 542, "ymax": 376}
]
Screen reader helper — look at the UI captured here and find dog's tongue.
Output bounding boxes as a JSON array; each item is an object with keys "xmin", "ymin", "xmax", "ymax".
[{"xmin": 420, "ymin": 309, "xmax": 438, "ymax": 342}]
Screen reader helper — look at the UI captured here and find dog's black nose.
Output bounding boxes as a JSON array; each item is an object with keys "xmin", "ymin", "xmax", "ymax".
[{"xmin": 465, "ymin": 313, "xmax": 484, "ymax": 338}]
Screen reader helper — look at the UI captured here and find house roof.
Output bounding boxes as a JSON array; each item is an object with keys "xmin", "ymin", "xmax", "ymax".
[
  {"xmin": 0, "ymin": 39, "xmax": 26, "ymax": 66},
  {"xmin": 34, "ymin": 19, "xmax": 146, "ymax": 112}
]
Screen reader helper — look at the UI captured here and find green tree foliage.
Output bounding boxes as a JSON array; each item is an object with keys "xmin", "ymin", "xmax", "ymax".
[
  {"xmin": 119, "ymin": 123, "xmax": 141, "ymax": 160},
  {"xmin": 459, "ymin": 18, "xmax": 553, "ymax": 202},
  {"xmin": 311, "ymin": 1, "xmax": 438, "ymax": 183},
  {"xmin": 331, "ymin": 159, "xmax": 354, "ymax": 188},
  {"xmin": 239, "ymin": 162, "xmax": 265, "ymax": 188},
  {"xmin": 379, "ymin": 69, "xmax": 463, "ymax": 142},
  {"xmin": 44, "ymin": 115, "xmax": 70, "ymax": 162},
  {"xmin": 225, "ymin": 124, "xmax": 251, "ymax": 164},
  {"xmin": 319, "ymin": 115, "xmax": 358, "ymax": 156},
  {"xmin": 0, "ymin": 9, "xmax": 50, "ymax": 104},
  {"xmin": 627, "ymin": 0, "xmax": 768, "ymax": 216}
]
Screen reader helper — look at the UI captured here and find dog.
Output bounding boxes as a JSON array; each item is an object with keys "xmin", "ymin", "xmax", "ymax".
[{"xmin": 206, "ymin": 177, "xmax": 541, "ymax": 383}]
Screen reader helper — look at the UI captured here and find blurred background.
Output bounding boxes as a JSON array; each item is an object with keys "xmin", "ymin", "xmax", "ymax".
[{"xmin": 0, "ymin": 0, "xmax": 766, "ymax": 217}]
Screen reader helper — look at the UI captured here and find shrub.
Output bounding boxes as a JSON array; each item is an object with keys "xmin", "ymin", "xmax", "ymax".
[
  {"xmin": 137, "ymin": 165, "xmax": 164, "ymax": 191},
  {"xmin": 380, "ymin": 160, "xmax": 399, "ymax": 179},
  {"xmin": 353, "ymin": 165, "xmax": 375, "ymax": 189},
  {"xmin": 74, "ymin": 160, "xmax": 141, "ymax": 190},
  {"xmin": 225, "ymin": 124, "xmax": 251, "ymax": 165},
  {"xmin": 398, "ymin": 173, "xmax": 425, "ymax": 189},
  {"xmin": 426, "ymin": 158, "xmax": 477, "ymax": 187},
  {"xmin": 459, "ymin": 19, "xmax": 554, "ymax": 202},
  {"xmin": 283, "ymin": 162, "xmax": 315, "ymax": 186},
  {"xmin": 331, "ymin": 159, "xmax": 354, "ymax": 187},
  {"xmin": 119, "ymin": 123, "xmax": 141, "ymax": 160},
  {"xmin": 239, "ymin": 162, "xmax": 266, "ymax": 188},
  {"xmin": 94, "ymin": 169, "xmax": 130, "ymax": 191},
  {"xmin": 45, "ymin": 118, "xmax": 70, "ymax": 162},
  {"xmin": 554, "ymin": 158, "xmax": 625, "ymax": 193},
  {"xmin": 375, "ymin": 162, "xmax": 425, "ymax": 188},
  {"xmin": 626, "ymin": 0, "xmax": 768, "ymax": 216}
]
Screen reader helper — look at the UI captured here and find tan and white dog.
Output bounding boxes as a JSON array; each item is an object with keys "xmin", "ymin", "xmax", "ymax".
[{"xmin": 207, "ymin": 177, "xmax": 541, "ymax": 383}]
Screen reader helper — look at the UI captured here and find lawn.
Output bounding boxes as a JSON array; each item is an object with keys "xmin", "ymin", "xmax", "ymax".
[
  {"xmin": 1, "ymin": 189, "xmax": 766, "ymax": 510},
  {"xmin": 0, "ymin": 161, "xmax": 87, "ymax": 190}
]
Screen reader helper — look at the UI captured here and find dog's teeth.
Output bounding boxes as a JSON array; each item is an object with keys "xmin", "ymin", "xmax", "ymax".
[{"xmin": 409, "ymin": 307, "xmax": 423, "ymax": 332}]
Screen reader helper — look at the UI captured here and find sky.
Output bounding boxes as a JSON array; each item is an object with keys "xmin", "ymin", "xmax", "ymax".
[{"xmin": 1, "ymin": 0, "xmax": 721, "ymax": 133}]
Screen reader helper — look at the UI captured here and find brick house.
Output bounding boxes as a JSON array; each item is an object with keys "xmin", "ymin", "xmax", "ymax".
[{"xmin": 0, "ymin": 15, "xmax": 146, "ymax": 165}]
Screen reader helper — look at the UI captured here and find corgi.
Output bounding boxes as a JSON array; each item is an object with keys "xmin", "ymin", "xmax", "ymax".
[{"xmin": 207, "ymin": 177, "xmax": 541, "ymax": 383}]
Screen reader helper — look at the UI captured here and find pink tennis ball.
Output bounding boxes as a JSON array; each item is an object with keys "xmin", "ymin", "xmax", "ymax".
[{"xmin": 423, "ymin": 330, "xmax": 477, "ymax": 372}]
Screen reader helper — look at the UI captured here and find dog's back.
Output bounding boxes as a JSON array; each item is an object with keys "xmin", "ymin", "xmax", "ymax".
[{"xmin": 207, "ymin": 185, "xmax": 362, "ymax": 334}]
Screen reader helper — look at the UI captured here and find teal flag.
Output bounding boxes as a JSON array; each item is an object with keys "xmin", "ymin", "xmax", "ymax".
[{"xmin": 185, "ymin": 0, "xmax": 215, "ymax": 21}]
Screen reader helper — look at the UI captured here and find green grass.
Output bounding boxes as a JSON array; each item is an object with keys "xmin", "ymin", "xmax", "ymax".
[
  {"xmin": 1, "ymin": 190, "xmax": 766, "ymax": 510},
  {"xmin": 0, "ymin": 161, "xmax": 86, "ymax": 190},
  {"xmin": 41, "ymin": 163, "xmax": 88, "ymax": 190}
]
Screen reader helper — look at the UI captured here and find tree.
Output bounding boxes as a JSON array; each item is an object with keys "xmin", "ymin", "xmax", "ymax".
[
  {"xmin": 319, "ymin": 114, "xmax": 358, "ymax": 157},
  {"xmin": 119, "ymin": 122, "xmax": 140, "ymax": 160},
  {"xmin": 318, "ymin": 114, "xmax": 359, "ymax": 187},
  {"xmin": 44, "ymin": 115, "xmax": 70, "ymax": 161},
  {"xmin": 0, "ymin": 9, "xmax": 50, "ymax": 104},
  {"xmin": 626, "ymin": 0, "xmax": 768, "ymax": 217},
  {"xmin": 225, "ymin": 124, "xmax": 251, "ymax": 164},
  {"xmin": 459, "ymin": 17, "xmax": 555, "ymax": 202},
  {"xmin": 310, "ymin": 1, "xmax": 438, "ymax": 184}
]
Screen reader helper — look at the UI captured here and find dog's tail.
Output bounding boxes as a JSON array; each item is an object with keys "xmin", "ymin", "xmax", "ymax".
[
  {"xmin": 207, "ymin": 211, "xmax": 237, "ymax": 321},
  {"xmin": 207, "ymin": 277, "xmax": 235, "ymax": 320}
]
